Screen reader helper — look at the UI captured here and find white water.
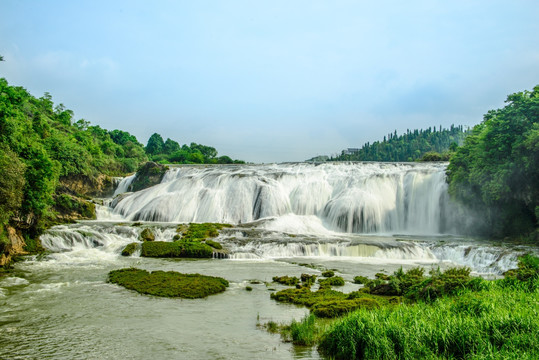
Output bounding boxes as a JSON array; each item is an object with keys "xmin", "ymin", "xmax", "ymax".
[{"xmin": 109, "ymin": 163, "xmax": 468, "ymax": 234}]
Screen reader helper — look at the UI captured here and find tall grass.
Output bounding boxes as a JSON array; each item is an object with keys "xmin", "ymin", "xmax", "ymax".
[{"xmin": 318, "ymin": 284, "xmax": 539, "ymax": 359}]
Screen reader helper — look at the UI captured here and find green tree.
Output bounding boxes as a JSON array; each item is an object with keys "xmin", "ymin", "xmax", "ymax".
[
  {"xmin": 163, "ymin": 138, "xmax": 180, "ymax": 154},
  {"xmin": 447, "ymin": 85, "xmax": 539, "ymax": 237},
  {"xmin": 145, "ymin": 133, "xmax": 164, "ymax": 155}
]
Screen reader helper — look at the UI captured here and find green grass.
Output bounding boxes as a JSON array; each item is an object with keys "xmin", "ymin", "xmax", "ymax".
[
  {"xmin": 270, "ymin": 255, "xmax": 539, "ymax": 360},
  {"xmin": 108, "ymin": 267, "xmax": 229, "ymax": 298},
  {"xmin": 181, "ymin": 223, "xmax": 232, "ymax": 241},
  {"xmin": 318, "ymin": 284, "xmax": 539, "ymax": 359},
  {"xmin": 140, "ymin": 241, "xmax": 213, "ymax": 258},
  {"xmin": 318, "ymin": 276, "xmax": 345, "ymax": 288}
]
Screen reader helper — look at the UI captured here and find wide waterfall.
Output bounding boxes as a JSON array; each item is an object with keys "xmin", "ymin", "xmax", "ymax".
[{"xmin": 110, "ymin": 162, "xmax": 467, "ymax": 235}]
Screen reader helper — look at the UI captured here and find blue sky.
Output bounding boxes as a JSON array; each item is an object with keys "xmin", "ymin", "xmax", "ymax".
[{"xmin": 1, "ymin": 1, "xmax": 538, "ymax": 163}]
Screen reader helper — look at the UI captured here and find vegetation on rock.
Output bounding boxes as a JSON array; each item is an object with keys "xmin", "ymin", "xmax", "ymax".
[
  {"xmin": 272, "ymin": 275, "xmax": 300, "ymax": 286},
  {"xmin": 139, "ymin": 228, "xmax": 155, "ymax": 242},
  {"xmin": 129, "ymin": 162, "xmax": 168, "ymax": 192},
  {"xmin": 108, "ymin": 267, "xmax": 228, "ymax": 298},
  {"xmin": 121, "ymin": 242, "xmax": 138, "ymax": 256},
  {"xmin": 141, "ymin": 241, "xmax": 213, "ymax": 258}
]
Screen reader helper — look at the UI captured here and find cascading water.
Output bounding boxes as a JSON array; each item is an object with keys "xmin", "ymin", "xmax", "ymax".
[{"xmin": 110, "ymin": 162, "xmax": 467, "ymax": 234}]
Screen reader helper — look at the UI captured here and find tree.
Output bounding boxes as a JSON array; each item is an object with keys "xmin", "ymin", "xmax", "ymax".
[
  {"xmin": 163, "ymin": 138, "xmax": 180, "ymax": 154},
  {"xmin": 145, "ymin": 133, "xmax": 164, "ymax": 155},
  {"xmin": 447, "ymin": 85, "xmax": 539, "ymax": 237}
]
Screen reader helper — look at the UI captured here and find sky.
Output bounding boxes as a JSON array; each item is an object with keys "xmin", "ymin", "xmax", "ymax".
[{"xmin": 1, "ymin": 1, "xmax": 538, "ymax": 163}]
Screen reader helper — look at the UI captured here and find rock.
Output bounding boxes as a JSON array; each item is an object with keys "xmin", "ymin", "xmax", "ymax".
[
  {"xmin": 129, "ymin": 162, "xmax": 168, "ymax": 192},
  {"xmin": 139, "ymin": 228, "xmax": 155, "ymax": 242}
]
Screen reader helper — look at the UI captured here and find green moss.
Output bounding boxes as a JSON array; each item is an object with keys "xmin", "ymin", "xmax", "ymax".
[
  {"xmin": 108, "ymin": 267, "xmax": 228, "ymax": 298},
  {"xmin": 301, "ymin": 273, "xmax": 317, "ymax": 287},
  {"xmin": 205, "ymin": 239, "xmax": 222, "ymax": 250},
  {"xmin": 272, "ymin": 275, "xmax": 299, "ymax": 286},
  {"xmin": 319, "ymin": 276, "xmax": 345, "ymax": 287},
  {"xmin": 321, "ymin": 270, "xmax": 335, "ymax": 278},
  {"xmin": 121, "ymin": 242, "xmax": 138, "ymax": 256},
  {"xmin": 353, "ymin": 275, "xmax": 369, "ymax": 284},
  {"xmin": 139, "ymin": 228, "xmax": 155, "ymax": 242},
  {"xmin": 181, "ymin": 223, "xmax": 232, "ymax": 241},
  {"xmin": 140, "ymin": 241, "xmax": 213, "ymax": 258}
]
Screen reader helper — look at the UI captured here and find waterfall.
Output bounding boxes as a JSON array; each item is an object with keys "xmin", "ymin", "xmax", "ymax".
[{"xmin": 110, "ymin": 162, "xmax": 467, "ymax": 235}]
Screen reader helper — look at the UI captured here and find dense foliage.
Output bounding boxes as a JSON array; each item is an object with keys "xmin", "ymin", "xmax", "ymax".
[
  {"xmin": 273, "ymin": 255, "xmax": 539, "ymax": 359},
  {"xmin": 0, "ymin": 78, "xmax": 148, "ymax": 241},
  {"xmin": 144, "ymin": 132, "xmax": 245, "ymax": 165},
  {"xmin": 330, "ymin": 125, "xmax": 466, "ymax": 162},
  {"xmin": 447, "ymin": 86, "xmax": 539, "ymax": 238}
]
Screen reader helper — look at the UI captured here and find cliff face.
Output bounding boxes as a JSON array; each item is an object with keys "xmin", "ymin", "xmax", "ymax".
[
  {"xmin": 58, "ymin": 174, "xmax": 117, "ymax": 198},
  {"xmin": 0, "ymin": 226, "xmax": 28, "ymax": 268}
]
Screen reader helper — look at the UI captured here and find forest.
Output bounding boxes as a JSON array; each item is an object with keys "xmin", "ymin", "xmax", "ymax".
[
  {"xmin": 329, "ymin": 125, "xmax": 467, "ymax": 162},
  {"xmin": 447, "ymin": 86, "xmax": 539, "ymax": 239}
]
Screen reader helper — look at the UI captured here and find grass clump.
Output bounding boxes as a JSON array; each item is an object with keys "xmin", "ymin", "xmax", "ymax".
[
  {"xmin": 141, "ymin": 241, "xmax": 213, "ymax": 258},
  {"xmin": 318, "ymin": 276, "xmax": 345, "ymax": 288},
  {"xmin": 271, "ymin": 287, "xmax": 390, "ymax": 318},
  {"xmin": 301, "ymin": 273, "xmax": 317, "ymax": 287},
  {"xmin": 321, "ymin": 270, "xmax": 335, "ymax": 278},
  {"xmin": 121, "ymin": 242, "xmax": 138, "ymax": 256},
  {"xmin": 108, "ymin": 267, "xmax": 228, "ymax": 298},
  {"xmin": 272, "ymin": 275, "xmax": 300, "ymax": 286}
]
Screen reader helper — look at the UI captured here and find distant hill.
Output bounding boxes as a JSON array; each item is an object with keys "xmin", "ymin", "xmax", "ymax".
[{"xmin": 327, "ymin": 125, "xmax": 468, "ymax": 162}]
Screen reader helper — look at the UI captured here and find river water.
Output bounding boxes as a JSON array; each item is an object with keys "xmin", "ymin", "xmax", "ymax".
[{"xmin": 0, "ymin": 163, "xmax": 535, "ymax": 359}]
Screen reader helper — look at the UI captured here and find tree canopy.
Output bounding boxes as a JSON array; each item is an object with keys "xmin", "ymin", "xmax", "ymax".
[
  {"xmin": 329, "ymin": 125, "xmax": 467, "ymax": 162},
  {"xmin": 447, "ymin": 85, "xmax": 539, "ymax": 238}
]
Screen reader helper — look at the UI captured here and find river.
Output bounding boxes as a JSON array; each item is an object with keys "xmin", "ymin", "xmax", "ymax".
[{"xmin": 0, "ymin": 163, "xmax": 535, "ymax": 359}]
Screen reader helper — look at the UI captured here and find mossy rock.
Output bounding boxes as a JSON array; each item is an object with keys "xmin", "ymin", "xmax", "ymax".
[
  {"xmin": 121, "ymin": 242, "xmax": 138, "ymax": 256},
  {"xmin": 181, "ymin": 223, "xmax": 232, "ymax": 241},
  {"xmin": 272, "ymin": 275, "xmax": 300, "ymax": 286},
  {"xmin": 139, "ymin": 228, "xmax": 155, "ymax": 242},
  {"xmin": 301, "ymin": 273, "xmax": 317, "ymax": 286},
  {"xmin": 108, "ymin": 267, "xmax": 228, "ymax": 298},
  {"xmin": 129, "ymin": 162, "xmax": 168, "ymax": 192},
  {"xmin": 319, "ymin": 276, "xmax": 345, "ymax": 287},
  {"xmin": 205, "ymin": 239, "xmax": 222, "ymax": 250},
  {"xmin": 322, "ymin": 270, "xmax": 335, "ymax": 278},
  {"xmin": 140, "ymin": 241, "xmax": 213, "ymax": 258}
]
